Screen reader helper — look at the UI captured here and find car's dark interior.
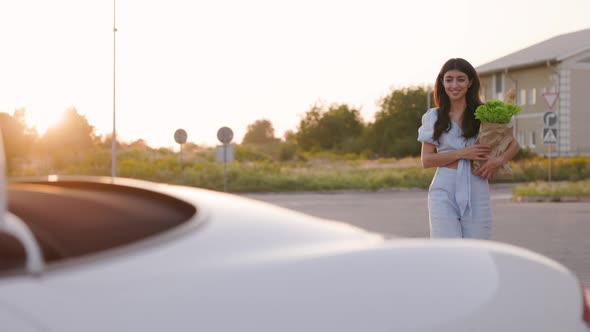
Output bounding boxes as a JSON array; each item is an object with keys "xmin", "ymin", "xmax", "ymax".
[{"xmin": 0, "ymin": 180, "xmax": 197, "ymax": 272}]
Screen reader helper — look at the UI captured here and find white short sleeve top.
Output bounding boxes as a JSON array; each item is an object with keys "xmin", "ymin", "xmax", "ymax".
[
  {"xmin": 417, "ymin": 108, "xmax": 476, "ymax": 151},
  {"xmin": 417, "ymin": 108, "xmax": 479, "ymax": 218}
]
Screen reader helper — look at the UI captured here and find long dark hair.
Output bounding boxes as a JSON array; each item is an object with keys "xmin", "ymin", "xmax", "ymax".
[{"xmin": 432, "ymin": 58, "xmax": 482, "ymax": 141}]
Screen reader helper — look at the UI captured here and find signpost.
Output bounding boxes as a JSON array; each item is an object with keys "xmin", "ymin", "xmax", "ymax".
[
  {"xmin": 542, "ymin": 92, "xmax": 559, "ymax": 182},
  {"xmin": 543, "ymin": 120, "xmax": 557, "ymax": 182},
  {"xmin": 216, "ymin": 127, "xmax": 234, "ymax": 192},
  {"xmin": 174, "ymin": 129, "xmax": 187, "ymax": 183}
]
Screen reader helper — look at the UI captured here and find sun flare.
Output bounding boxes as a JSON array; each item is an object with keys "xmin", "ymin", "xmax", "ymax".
[{"xmin": 24, "ymin": 110, "xmax": 64, "ymax": 135}]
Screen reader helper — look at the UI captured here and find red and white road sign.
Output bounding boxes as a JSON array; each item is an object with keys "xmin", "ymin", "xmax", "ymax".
[{"xmin": 542, "ymin": 92, "xmax": 559, "ymax": 109}]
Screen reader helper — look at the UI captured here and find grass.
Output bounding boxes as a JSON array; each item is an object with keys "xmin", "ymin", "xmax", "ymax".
[
  {"xmin": 10, "ymin": 148, "xmax": 590, "ymax": 194},
  {"xmin": 179, "ymin": 159, "xmax": 435, "ymax": 192},
  {"xmin": 513, "ymin": 180, "xmax": 590, "ymax": 197}
]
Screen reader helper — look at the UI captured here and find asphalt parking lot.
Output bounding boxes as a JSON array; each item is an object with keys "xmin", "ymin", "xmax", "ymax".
[{"xmin": 244, "ymin": 184, "xmax": 590, "ymax": 287}]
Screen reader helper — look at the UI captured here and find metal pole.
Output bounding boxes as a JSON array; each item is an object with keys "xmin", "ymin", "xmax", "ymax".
[
  {"xmin": 223, "ymin": 144, "xmax": 227, "ymax": 192},
  {"xmin": 111, "ymin": 0, "xmax": 117, "ymax": 177},
  {"xmin": 512, "ymin": 77, "xmax": 518, "ymax": 137},
  {"xmin": 179, "ymin": 144, "xmax": 183, "ymax": 183},
  {"xmin": 546, "ymin": 61, "xmax": 561, "ymax": 156},
  {"xmin": 548, "ymin": 144, "xmax": 552, "ymax": 182}
]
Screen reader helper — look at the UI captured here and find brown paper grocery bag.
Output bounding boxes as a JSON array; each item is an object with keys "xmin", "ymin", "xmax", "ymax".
[{"xmin": 472, "ymin": 122, "xmax": 514, "ymax": 179}]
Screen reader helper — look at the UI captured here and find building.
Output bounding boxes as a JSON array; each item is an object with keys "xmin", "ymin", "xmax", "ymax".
[{"xmin": 476, "ymin": 28, "xmax": 590, "ymax": 156}]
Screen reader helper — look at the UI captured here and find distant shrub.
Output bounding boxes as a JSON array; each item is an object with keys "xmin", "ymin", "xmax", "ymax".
[
  {"xmin": 235, "ymin": 145, "xmax": 272, "ymax": 162},
  {"xmin": 513, "ymin": 147, "xmax": 539, "ymax": 161},
  {"xmin": 278, "ymin": 142, "xmax": 297, "ymax": 161}
]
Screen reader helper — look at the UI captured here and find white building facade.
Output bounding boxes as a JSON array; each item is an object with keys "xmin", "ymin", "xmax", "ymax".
[{"xmin": 477, "ymin": 28, "xmax": 590, "ymax": 156}]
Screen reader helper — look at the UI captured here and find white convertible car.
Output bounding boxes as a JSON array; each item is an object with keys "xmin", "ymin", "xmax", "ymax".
[{"xmin": 1, "ymin": 175, "xmax": 589, "ymax": 331}]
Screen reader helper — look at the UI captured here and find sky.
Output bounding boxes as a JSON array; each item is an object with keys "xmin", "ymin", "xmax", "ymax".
[{"xmin": 1, "ymin": 0, "xmax": 589, "ymax": 149}]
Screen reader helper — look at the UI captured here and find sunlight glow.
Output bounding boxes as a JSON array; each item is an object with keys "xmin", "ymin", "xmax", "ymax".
[
  {"xmin": 1, "ymin": 0, "xmax": 589, "ymax": 147},
  {"xmin": 24, "ymin": 110, "xmax": 65, "ymax": 136}
]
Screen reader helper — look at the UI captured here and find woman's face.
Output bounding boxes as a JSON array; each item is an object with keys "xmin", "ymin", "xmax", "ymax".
[{"xmin": 442, "ymin": 69, "xmax": 471, "ymax": 102}]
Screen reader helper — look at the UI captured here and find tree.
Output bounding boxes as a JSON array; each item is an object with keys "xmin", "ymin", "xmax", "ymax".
[
  {"xmin": 100, "ymin": 133, "xmax": 121, "ymax": 149},
  {"xmin": 295, "ymin": 105, "xmax": 323, "ymax": 151},
  {"xmin": 128, "ymin": 139, "xmax": 150, "ymax": 150},
  {"xmin": 0, "ymin": 109, "xmax": 38, "ymax": 172},
  {"xmin": 283, "ymin": 130, "xmax": 296, "ymax": 142},
  {"xmin": 42, "ymin": 107, "xmax": 97, "ymax": 152},
  {"xmin": 242, "ymin": 119, "xmax": 277, "ymax": 145},
  {"xmin": 366, "ymin": 87, "xmax": 426, "ymax": 158},
  {"xmin": 318, "ymin": 104, "xmax": 364, "ymax": 152},
  {"xmin": 39, "ymin": 107, "xmax": 98, "ymax": 170},
  {"xmin": 296, "ymin": 103, "xmax": 364, "ymax": 153}
]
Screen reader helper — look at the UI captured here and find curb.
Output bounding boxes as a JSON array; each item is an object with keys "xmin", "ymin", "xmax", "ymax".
[{"xmin": 513, "ymin": 195, "xmax": 590, "ymax": 203}]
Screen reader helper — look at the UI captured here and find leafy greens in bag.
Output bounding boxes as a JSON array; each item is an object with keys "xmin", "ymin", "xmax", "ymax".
[
  {"xmin": 472, "ymin": 92, "xmax": 521, "ymax": 179},
  {"xmin": 475, "ymin": 100, "xmax": 521, "ymax": 124}
]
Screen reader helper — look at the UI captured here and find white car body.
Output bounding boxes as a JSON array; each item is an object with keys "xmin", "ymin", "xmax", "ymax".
[{"xmin": 1, "ymin": 177, "xmax": 589, "ymax": 332}]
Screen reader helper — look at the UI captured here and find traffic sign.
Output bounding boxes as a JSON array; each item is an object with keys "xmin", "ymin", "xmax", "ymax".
[
  {"xmin": 216, "ymin": 144, "xmax": 235, "ymax": 163},
  {"xmin": 217, "ymin": 127, "xmax": 234, "ymax": 144},
  {"xmin": 174, "ymin": 129, "xmax": 187, "ymax": 144},
  {"xmin": 543, "ymin": 127, "xmax": 557, "ymax": 144},
  {"xmin": 542, "ymin": 92, "xmax": 559, "ymax": 109},
  {"xmin": 543, "ymin": 111, "xmax": 558, "ymax": 127}
]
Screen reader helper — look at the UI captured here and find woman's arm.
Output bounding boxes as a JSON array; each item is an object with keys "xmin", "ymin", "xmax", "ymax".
[
  {"xmin": 475, "ymin": 137, "xmax": 520, "ymax": 179},
  {"xmin": 421, "ymin": 142, "xmax": 492, "ymax": 169}
]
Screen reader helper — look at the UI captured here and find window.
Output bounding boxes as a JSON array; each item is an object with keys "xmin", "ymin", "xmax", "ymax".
[
  {"xmin": 529, "ymin": 88, "xmax": 536, "ymax": 105},
  {"xmin": 517, "ymin": 131, "xmax": 525, "ymax": 146},
  {"xmin": 492, "ymin": 73, "xmax": 504, "ymax": 100},
  {"xmin": 494, "ymin": 73, "xmax": 504, "ymax": 100},
  {"xmin": 495, "ymin": 73, "xmax": 502, "ymax": 93},
  {"xmin": 530, "ymin": 131, "xmax": 536, "ymax": 147},
  {"xmin": 520, "ymin": 89, "xmax": 527, "ymax": 105}
]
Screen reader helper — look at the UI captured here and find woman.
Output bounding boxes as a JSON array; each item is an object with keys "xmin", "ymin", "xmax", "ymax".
[{"xmin": 417, "ymin": 58, "xmax": 519, "ymax": 239}]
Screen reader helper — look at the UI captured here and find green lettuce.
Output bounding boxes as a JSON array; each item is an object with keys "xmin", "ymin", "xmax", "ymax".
[{"xmin": 475, "ymin": 100, "xmax": 521, "ymax": 124}]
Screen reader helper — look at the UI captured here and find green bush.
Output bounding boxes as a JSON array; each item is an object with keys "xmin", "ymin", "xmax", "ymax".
[
  {"xmin": 10, "ymin": 143, "xmax": 590, "ymax": 193},
  {"xmin": 235, "ymin": 145, "xmax": 272, "ymax": 162},
  {"xmin": 513, "ymin": 147, "xmax": 539, "ymax": 161},
  {"xmin": 278, "ymin": 142, "xmax": 297, "ymax": 161}
]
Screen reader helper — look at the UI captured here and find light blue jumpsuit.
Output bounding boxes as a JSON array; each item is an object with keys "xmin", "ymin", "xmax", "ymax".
[{"xmin": 418, "ymin": 108, "xmax": 492, "ymax": 239}]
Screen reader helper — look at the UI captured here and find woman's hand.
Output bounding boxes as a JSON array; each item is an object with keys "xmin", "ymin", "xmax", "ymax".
[
  {"xmin": 475, "ymin": 156, "xmax": 504, "ymax": 179},
  {"xmin": 458, "ymin": 144, "xmax": 491, "ymax": 161},
  {"xmin": 475, "ymin": 138, "xmax": 519, "ymax": 179}
]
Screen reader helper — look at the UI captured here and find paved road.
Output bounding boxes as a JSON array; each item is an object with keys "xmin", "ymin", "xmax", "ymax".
[{"xmin": 244, "ymin": 184, "xmax": 590, "ymax": 287}]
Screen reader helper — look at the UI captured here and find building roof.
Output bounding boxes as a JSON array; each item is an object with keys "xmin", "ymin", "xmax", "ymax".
[{"xmin": 476, "ymin": 28, "xmax": 590, "ymax": 75}]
